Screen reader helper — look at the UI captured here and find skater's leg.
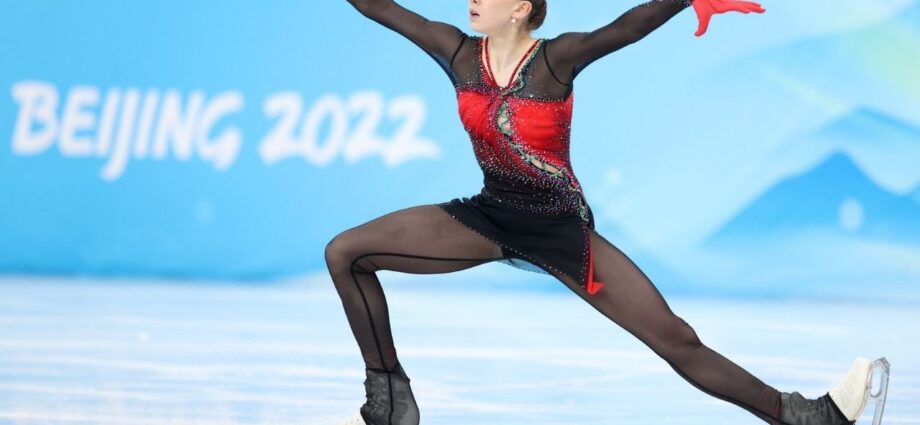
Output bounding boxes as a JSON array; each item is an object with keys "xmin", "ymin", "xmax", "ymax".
[
  {"xmin": 551, "ymin": 229, "xmax": 783, "ymax": 424},
  {"xmin": 325, "ymin": 204, "xmax": 507, "ymax": 372}
]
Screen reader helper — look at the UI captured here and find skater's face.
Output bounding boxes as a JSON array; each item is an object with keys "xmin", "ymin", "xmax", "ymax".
[{"xmin": 469, "ymin": 0, "xmax": 533, "ymax": 34}]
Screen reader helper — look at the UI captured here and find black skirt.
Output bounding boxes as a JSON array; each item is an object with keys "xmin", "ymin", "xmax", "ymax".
[{"xmin": 436, "ymin": 188, "xmax": 597, "ymax": 290}]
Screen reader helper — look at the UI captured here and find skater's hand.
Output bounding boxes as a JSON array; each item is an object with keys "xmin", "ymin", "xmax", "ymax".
[{"xmin": 692, "ymin": 0, "xmax": 766, "ymax": 37}]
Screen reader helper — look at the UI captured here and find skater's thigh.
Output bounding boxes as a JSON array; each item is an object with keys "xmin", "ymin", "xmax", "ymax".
[
  {"xmin": 326, "ymin": 204, "xmax": 506, "ymax": 274},
  {"xmin": 558, "ymin": 229, "xmax": 694, "ymax": 350}
]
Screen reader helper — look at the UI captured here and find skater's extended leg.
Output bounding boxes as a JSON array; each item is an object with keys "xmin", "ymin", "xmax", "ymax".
[
  {"xmin": 325, "ymin": 204, "xmax": 507, "ymax": 372},
  {"xmin": 551, "ymin": 229, "xmax": 783, "ymax": 424}
]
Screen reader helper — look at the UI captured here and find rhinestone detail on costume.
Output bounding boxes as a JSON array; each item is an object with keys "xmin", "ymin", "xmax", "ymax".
[{"xmin": 453, "ymin": 36, "xmax": 605, "ymax": 296}]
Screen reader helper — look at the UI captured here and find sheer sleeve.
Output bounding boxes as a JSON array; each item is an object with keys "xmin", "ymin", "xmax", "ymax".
[
  {"xmin": 346, "ymin": 0, "xmax": 467, "ymax": 76},
  {"xmin": 544, "ymin": 0, "xmax": 692, "ymax": 85}
]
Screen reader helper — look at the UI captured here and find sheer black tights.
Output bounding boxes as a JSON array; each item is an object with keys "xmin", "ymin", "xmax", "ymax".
[
  {"xmin": 324, "ymin": 204, "xmax": 508, "ymax": 373},
  {"xmin": 324, "ymin": 205, "xmax": 782, "ymax": 424},
  {"xmin": 559, "ymin": 230, "xmax": 784, "ymax": 424}
]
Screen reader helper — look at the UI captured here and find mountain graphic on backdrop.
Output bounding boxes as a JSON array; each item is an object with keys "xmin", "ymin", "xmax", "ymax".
[
  {"xmin": 811, "ymin": 106, "xmax": 920, "ymax": 150},
  {"xmin": 703, "ymin": 151, "xmax": 920, "ymax": 248},
  {"xmin": 774, "ymin": 105, "xmax": 920, "ymax": 193},
  {"xmin": 694, "ymin": 2, "xmax": 920, "ymax": 180}
]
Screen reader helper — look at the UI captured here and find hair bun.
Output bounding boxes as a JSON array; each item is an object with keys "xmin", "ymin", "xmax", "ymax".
[{"xmin": 527, "ymin": 0, "xmax": 548, "ymax": 31}]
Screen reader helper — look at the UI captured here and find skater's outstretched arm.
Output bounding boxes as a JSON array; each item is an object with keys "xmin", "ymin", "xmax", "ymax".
[
  {"xmin": 345, "ymin": 0, "xmax": 466, "ymax": 71},
  {"xmin": 544, "ymin": 0, "xmax": 692, "ymax": 85},
  {"xmin": 544, "ymin": 0, "xmax": 766, "ymax": 84}
]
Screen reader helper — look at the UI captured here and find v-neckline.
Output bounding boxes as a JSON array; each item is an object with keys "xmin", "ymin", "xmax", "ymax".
[{"xmin": 482, "ymin": 36, "xmax": 542, "ymax": 90}]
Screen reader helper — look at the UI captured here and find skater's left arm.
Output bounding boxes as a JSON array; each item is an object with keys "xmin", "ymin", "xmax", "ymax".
[
  {"xmin": 544, "ymin": 0, "xmax": 692, "ymax": 85},
  {"xmin": 545, "ymin": 0, "xmax": 765, "ymax": 85}
]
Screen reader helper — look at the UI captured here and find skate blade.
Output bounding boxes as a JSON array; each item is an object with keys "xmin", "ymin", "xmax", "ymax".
[
  {"xmin": 337, "ymin": 412, "xmax": 366, "ymax": 425},
  {"xmin": 867, "ymin": 357, "xmax": 891, "ymax": 425}
]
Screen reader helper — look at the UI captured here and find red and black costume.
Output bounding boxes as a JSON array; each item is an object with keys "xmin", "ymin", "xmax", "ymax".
[
  {"xmin": 333, "ymin": 2, "xmax": 786, "ymax": 425},
  {"xmin": 354, "ymin": 0, "xmax": 694, "ymax": 296}
]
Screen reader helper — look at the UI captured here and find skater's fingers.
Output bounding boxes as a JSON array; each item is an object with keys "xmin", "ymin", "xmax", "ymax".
[
  {"xmin": 726, "ymin": 1, "xmax": 766, "ymax": 14},
  {"xmin": 734, "ymin": 0, "xmax": 766, "ymax": 12},
  {"xmin": 695, "ymin": 12, "xmax": 712, "ymax": 36},
  {"xmin": 725, "ymin": 4, "xmax": 752, "ymax": 13},
  {"xmin": 731, "ymin": 0, "xmax": 763, "ymax": 8}
]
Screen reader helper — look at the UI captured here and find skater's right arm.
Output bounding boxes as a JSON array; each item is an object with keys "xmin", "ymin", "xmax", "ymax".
[{"xmin": 345, "ymin": 0, "xmax": 466, "ymax": 70}]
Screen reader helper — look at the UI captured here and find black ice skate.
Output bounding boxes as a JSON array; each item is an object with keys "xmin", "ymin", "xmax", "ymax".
[
  {"xmin": 338, "ymin": 361, "xmax": 419, "ymax": 425},
  {"xmin": 780, "ymin": 357, "xmax": 890, "ymax": 425},
  {"xmin": 780, "ymin": 391, "xmax": 853, "ymax": 425}
]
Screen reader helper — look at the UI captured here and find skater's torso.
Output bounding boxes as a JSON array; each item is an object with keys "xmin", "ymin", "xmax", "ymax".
[{"xmin": 452, "ymin": 36, "xmax": 591, "ymax": 224}]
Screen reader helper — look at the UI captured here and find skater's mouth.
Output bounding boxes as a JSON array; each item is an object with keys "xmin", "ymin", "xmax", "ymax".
[{"xmin": 470, "ymin": 10, "xmax": 479, "ymax": 18}]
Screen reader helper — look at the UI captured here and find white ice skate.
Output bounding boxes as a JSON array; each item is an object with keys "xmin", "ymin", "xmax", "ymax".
[{"xmin": 828, "ymin": 357, "xmax": 890, "ymax": 425}]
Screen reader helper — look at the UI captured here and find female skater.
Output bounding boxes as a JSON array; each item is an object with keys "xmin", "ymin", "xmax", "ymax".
[{"xmin": 329, "ymin": 1, "xmax": 888, "ymax": 424}]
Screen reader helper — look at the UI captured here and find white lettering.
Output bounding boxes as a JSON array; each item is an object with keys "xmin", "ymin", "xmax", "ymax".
[
  {"xmin": 303, "ymin": 93, "xmax": 348, "ymax": 166},
  {"xmin": 153, "ymin": 90, "xmax": 203, "ymax": 161},
  {"xmin": 101, "ymin": 88, "xmax": 140, "ymax": 182},
  {"xmin": 343, "ymin": 91, "xmax": 385, "ymax": 164},
  {"xmin": 59, "ymin": 85, "xmax": 99, "ymax": 157},
  {"xmin": 8, "ymin": 81, "xmax": 441, "ymax": 180},
  {"xmin": 259, "ymin": 91, "xmax": 439, "ymax": 167},
  {"xmin": 11, "ymin": 81, "xmax": 58, "ymax": 155},
  {"xmin": 133, "ymin": 90, "xmax": 160, "ymax": 159},
  {"xmin": 259, "ymin": 91, "xmax": 302, "ymax": 165},
  {"xmin": 197, "ymin": 91, "xmax": 243, "ymax": 170},
  {"xmin": 96, "ymin": 89, "xmax": 121, "ymax": 157}
]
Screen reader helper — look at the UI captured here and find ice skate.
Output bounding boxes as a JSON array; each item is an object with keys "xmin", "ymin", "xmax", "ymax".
[
  {"xmin": 827, "ymin": 357, "xmax": 891, "ymax": 425},
  {"xmin": 780, "ymin": 391, "xmax": 853, "ymax": 425},
  {"xmin": 780, "ymin": 357, "xmax": 890, "ymax": 425},
  {"xmin": 337, "ymin": 361, "xmax": 419, "ymax": 425}
]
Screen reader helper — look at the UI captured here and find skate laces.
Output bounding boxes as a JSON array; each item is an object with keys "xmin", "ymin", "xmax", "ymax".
[
  {"xmin": 361, "ymin": 363, "xmax": 412, "ymax": 419},
  {"xmin": 363, "ymin": 375, "xmax": 390, "ymax": 413}
]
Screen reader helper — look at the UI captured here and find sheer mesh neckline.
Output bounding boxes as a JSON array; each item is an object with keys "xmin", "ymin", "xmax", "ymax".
[{"xmin": 481, "ymin": 36, "xmax": 545, "ymax": 90}]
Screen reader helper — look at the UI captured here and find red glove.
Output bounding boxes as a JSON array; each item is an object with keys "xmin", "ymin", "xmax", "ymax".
[{"xmin": 691, "ymin": 0, "xmax": 766, "ymax": 37}]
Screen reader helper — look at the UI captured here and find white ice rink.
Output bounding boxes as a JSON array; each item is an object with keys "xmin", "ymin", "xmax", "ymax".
[{"xmin": 1, "ymin": 266, "xmax": 917, "ymax": 425}]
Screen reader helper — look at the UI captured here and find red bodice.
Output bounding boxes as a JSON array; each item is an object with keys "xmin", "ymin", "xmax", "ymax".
[
  {"xmin": 453, "ymin": 37, "xmax": 605, "ymax": 296},
  {"xmin": 456, "ymin": 38, "xmax": 589, "ymax": 222}
]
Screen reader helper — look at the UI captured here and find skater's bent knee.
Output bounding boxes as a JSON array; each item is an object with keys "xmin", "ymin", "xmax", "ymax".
[
  {"xmin": 657, "ymin": 316, "xmax": 703, "ymax": 358},
  {"xmin": 674, "ymin": 316, "xmax": 703, "ymax": 349},
  {"xmin": 325, "ymin": 232, "xmax": 379, "ymax": 274},
  {"xmin": 324, "ymin": 235, "xmax": 340, "ymax": 264},
  {"xmin": 324, "ymin": 233, "xmax": 354, "ymax": 269}
]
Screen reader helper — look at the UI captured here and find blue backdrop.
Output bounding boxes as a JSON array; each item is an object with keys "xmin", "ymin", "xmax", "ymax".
[{"xmin": 2, "ymin": 0, "xmax": 918, "ymax": 302}]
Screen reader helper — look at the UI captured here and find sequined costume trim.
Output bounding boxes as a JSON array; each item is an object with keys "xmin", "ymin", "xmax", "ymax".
[
  {"xmin": 496, "ymin": 100, "xmax": 590, "ymax": 223},
  {"xmin": 485, "ymin": 38, "xmax": 603, "ymax": 295},
  {"xmin": 448, "ymin": 36, "xmax": 606, "ymax": 296}
]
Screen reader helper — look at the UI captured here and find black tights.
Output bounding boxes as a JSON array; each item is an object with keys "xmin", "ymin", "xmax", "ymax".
[{"xmin": 324, "ymin": 204, "xmax": 783, "ymax": 424}]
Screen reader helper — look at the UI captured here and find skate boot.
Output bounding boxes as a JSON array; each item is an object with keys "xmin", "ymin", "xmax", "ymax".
[
  {"xmin": 780, "ymin": 391, "xmax": 852, "ymax": 425},
  {"xmin": 780, "ymin": 357, "xmax": 891, "ymax": 425},
  {"xmin": 338, "ymin": 361, "xmax": 419, "ymax": 425},
  {"xmin": 828, "ymin": 357, "xmax": 891, "ymax": 425}
]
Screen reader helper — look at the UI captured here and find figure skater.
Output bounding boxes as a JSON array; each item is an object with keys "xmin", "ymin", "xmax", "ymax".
[{"xmin": 328, "ymin": 1, "xmax": 890, "ymax": 424}]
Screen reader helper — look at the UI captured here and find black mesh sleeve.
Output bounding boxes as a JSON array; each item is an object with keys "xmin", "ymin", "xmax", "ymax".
[
  {"xmin": 545, "ymin": 0, "xmax": 693, "ymax": 85},
  {"xmin": 346, "ymin": 0, "xmax": 467, "ymax": 75}
]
